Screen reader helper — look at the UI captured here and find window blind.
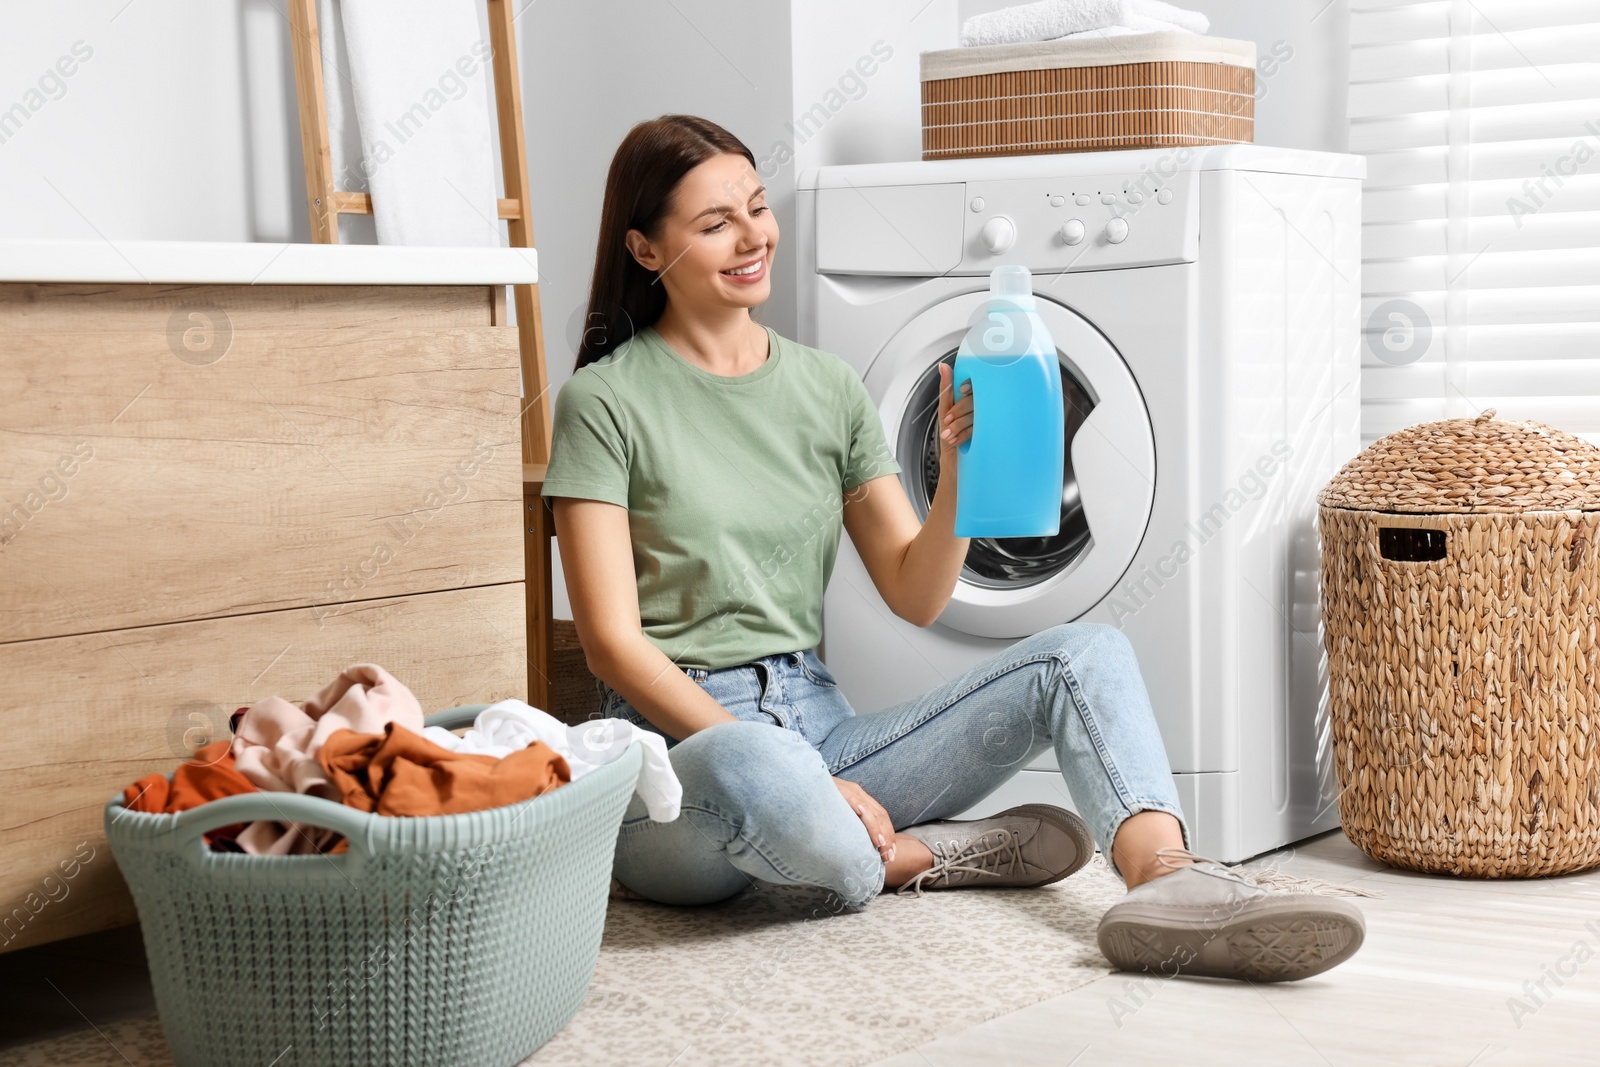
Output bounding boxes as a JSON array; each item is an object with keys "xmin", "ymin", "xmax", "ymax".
[{"xmin": 1348, "ymin": 0, "xmax": 1600, "ymax": 449}]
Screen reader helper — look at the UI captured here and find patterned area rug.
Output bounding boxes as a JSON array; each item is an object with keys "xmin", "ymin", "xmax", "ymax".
[{"xmin": 5, "ymin": 858, "xmax": 1128, "ymax": 1067}]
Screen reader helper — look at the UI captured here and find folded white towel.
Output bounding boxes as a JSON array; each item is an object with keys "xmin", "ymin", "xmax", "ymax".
[
  {"xmin": 961, "ymin": 0, "xmax": 1209, "ymax": 47},
  {"xmin": 1050, "ymin": 19, "xmax": 1194, "ymax": 41},
  {"xmin": 961, "ymin": 0, "xmax": 1122, "ymax": 47},
  {"xmin": 421, "ymin": 699, "xmax": 683, "ymax": 822}
]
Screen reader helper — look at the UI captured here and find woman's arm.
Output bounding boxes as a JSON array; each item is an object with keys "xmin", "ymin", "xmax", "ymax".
[
  {"xmin": 551, "ymin": 496, "xmax": 738, "ymax": 741},
  {"xmin": 555, "ymin": 495, "xmax": 897, "ymax": 866},
  {"xmin": 841, "ymin": 365, "xmax": 972, "ymax": 628}
]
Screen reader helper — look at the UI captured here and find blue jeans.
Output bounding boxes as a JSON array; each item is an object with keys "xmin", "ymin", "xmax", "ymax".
[{"xmin": 599, "ymin": 622, "xmax": 1190, "ymax": 909}]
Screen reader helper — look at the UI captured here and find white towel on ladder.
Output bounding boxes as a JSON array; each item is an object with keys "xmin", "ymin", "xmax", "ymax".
[{"xmin": 314, "ymin": 0, "xmax": 501, "ymax": 247}]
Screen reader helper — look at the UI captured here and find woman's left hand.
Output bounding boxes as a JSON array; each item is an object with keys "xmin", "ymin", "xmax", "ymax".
[
  {"xmin": 937, "ymin": 363, "xmax": 974, "ymax": 474},
  {"xmin": 834, "ymin": 776, "xmax": 896, "ymax": 864}
]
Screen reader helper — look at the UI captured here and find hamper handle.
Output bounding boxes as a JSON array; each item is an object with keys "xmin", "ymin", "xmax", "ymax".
[
  {"xmin": 1378, "ymin": 526, "xmax": 1447, "ymax": 562},
  {"xmin": 163, "ymin": 701, "xmax": 497, "ymax": 850},
  {"xmin": 164, "ymin": 790, "xmax": 381, "ymax": 858},
  {"xmin": 425, "ymin": 704, "xmax": 490, "ymax": 732}
]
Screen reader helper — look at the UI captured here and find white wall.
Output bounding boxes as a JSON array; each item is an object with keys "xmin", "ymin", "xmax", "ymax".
[
  {"xmin": 787, "ymin": 1, "xmax": 959, "ymax": 175},
  {"xmin": 0, "ymin": 2, "xmax": 259, "ymax": 242},
  {"xmin": 1189, "ymin": 0, "xmax": 1351, "ymax": 154}
]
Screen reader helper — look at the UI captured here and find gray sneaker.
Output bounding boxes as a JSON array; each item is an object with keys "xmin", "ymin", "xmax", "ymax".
[
  {"xmin": 897, "ymin": 804, "xmax": 1094, "ymax": 896},
  {"xmin": 1097, "ymin": 847, "xmax": 1378, "ymax": 982}
]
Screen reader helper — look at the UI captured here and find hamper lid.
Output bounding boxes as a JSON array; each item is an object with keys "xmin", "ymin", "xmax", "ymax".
[
  {"xmin": 920, "ymin": 31, "xmax": 1257, "ymax": 82},
  {"xmin": 1317, "ymin": 409, "xmax": 1600, "ymax": 513}
]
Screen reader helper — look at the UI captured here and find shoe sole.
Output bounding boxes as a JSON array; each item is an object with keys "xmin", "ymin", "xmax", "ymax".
[{"xmin": 1097, "ymin": 895, "xmax": 1366, "ymax": 982}]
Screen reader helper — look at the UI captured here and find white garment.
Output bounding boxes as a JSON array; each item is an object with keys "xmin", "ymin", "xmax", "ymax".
[
  {"xmin": 421, "ymin": 700, "xmax": 682, "ymax": 822},
  {"xmin": 960, "ymin": 0, "xmax": 1209, "ymax": 48},
  {"xmin": 315, "ymin": 0, "xmax": 501, "ymax": 246}
]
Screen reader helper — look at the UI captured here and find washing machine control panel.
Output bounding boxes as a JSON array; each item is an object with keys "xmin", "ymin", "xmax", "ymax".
[
  {"xmin": 809, "ymin": 169, "xmax": 1198, "ymax": 276},
  {"xmin": 957, "ymin": 170, "xmax": 1197, "ymax": 274}
]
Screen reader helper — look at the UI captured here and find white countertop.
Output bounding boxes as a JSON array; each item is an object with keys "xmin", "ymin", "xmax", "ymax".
[{"xmin": 0, "ymin": 238, "xmax": 538, "ymax": 285}]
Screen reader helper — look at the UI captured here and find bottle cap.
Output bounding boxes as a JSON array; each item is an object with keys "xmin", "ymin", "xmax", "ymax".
[{"xmin": 989, "ymin": 265, "xmax": 1035, "ymax": 310}]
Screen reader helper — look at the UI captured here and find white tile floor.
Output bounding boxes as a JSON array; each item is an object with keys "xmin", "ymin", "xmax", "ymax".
[{"xmin": 866, "ymin": 832, "xmax": 1600, "ymax": 1067}]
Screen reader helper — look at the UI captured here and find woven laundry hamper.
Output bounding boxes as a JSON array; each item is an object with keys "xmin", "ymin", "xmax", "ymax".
[
  {"xmin": 919, "ymin": 31, "xmax": 1256, "ymax": 160},
  {"xmin": 1317, "ymin": 410, "xmax": 1600, "ymax": 877}
]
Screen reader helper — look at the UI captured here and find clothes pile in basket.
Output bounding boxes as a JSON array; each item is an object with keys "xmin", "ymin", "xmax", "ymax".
[
  {"xmin": 122, "ymin": 664, "xmax": 680, "ymax": 855},
  {"xmin": 417, "ymin": 702, "xmax": 681, "ymax": 821},
  {"xmin": 960, "ymin": 0, "xmax": 1210, "ymax": 47}
]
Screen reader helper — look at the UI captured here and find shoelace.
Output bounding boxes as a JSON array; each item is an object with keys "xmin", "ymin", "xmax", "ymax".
[
  {"xmin": 1154, "ymin": 846, "xmax": 1385, "ymax": 899},
  {"xmin": 897, "ymin": 828, "xmax": 1026, "ymax": 897}
]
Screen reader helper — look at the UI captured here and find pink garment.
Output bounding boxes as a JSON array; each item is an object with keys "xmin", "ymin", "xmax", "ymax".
[{"xmin": 230, "ymin": 664, "xmax": 425, "ymax": 855}]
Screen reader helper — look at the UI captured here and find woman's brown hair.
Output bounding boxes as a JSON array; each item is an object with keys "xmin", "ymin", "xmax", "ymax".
[{"xmin": 575, "ymin": 114, "xmax": 757, "ymax": 370}]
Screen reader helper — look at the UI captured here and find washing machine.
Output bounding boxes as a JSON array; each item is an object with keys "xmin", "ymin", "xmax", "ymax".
[{"xmin": 797, "ymin": 144, "xmax": 1364, "ymax": 863}]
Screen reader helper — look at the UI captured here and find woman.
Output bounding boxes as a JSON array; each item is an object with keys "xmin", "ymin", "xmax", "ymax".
[{"xmin": 541, "ymin": 115, "xmax": 1367, "ymax": 983}]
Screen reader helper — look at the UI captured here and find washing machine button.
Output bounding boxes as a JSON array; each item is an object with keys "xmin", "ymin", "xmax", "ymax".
[
  {"xmin": 1157, "ymin": 188, "xmax": 1174, "ymax": 205},
  {"xmin": 1060, "ymin": 219, "xmax": 1086, "ymax": 245},
  {"xmin": 1104, "ymin": 217, "xmax": 1130, "ymax": 244},
  {"xmin": 1075, "ymin": 193, "xmax": 1091, "ymax": 206},
  {"xmin": 1127, "ymin": 192, "xmax": 1144, "ymax": 205},
  {"xmin": 979, "ymin": 215, "xmax": 1017, "ymax": 254},
  {"xmin": 1101, "ymin": 193, "xmax": 1117, "ymax": 205},
  {"xmin": 970, "ymin": 196, "xmax": 986, "ymax": 212},
  {"xmin": 1049, "ymin": 195, "xmax": 1065, "ymax": 207}
]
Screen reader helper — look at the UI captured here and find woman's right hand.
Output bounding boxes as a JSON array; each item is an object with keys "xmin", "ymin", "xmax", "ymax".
[
  {"xmin": 936, "ymin": 362, "xmax": 974, "ymax": 480},
  {"xmin": 834, "ymin": 776, "xmax": 895, "ymax": 864}
]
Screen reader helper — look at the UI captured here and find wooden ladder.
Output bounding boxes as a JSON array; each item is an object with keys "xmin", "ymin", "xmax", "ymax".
[{"xmin": 285, "ymin": 0, "xmax": 558, "ymax": 713}]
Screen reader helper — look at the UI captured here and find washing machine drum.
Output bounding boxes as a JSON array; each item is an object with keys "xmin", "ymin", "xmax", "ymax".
[
  {"xmin": 898, "ymin": 354, "xmax": 1094, "ymax": 589},
  {"xmin": 866, "ymin": 293, "xmax": 1156, "ymax": 639}
]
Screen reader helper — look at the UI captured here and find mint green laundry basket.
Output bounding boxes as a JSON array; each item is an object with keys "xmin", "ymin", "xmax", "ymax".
[{"xmin": 104, "ymin": 705, "xmax": 643, "ymax": 1067}]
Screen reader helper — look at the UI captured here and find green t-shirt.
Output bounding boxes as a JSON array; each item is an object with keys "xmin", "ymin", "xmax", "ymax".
[{"xmin": 540, "ymin": 324, "xmax": 901, "ymax": 671}]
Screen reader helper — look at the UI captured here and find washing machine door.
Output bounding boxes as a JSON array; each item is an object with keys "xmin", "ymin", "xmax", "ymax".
[{"xmin": 865, "ymin": 291, "xmax": 1156, "ymax": 639}]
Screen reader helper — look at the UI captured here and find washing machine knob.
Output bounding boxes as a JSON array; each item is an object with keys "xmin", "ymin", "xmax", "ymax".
[
  {"xmin": 979, "ymin": 215, "xmax": 1016, "ymax": 255},
  {"xmin": 1060, "ymin": 219, "xmax": 1086, "ymax": 246},
  {"xmin": 1104, "ymin": 217, "xmax": 1130, "ymax": 244}
]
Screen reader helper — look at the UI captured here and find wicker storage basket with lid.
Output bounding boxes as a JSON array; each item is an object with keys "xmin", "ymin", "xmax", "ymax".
[
  {"xmin": 1316, "ymin": 410, "xmax": 1600, "ymax": 877},
  {"xmin": 919, "ymin": 32, "xmax": 1256, "ymax": 160}
]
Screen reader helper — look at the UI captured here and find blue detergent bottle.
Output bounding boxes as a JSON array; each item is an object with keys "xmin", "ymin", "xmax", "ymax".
[{"xmin": 952, "ymin": 266, "xmax": 1064, "ymax": 538}]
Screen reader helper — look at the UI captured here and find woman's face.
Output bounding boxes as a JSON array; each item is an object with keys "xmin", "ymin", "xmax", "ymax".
[{"xmin": 625, "ymin": 152, "xmax": 778, "ymax": 316}]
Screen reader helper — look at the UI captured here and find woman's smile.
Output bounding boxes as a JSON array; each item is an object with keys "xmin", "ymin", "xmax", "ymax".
[{"xmin": 720, "ymin": 253, "xmax": 767, "ymax": 285}]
